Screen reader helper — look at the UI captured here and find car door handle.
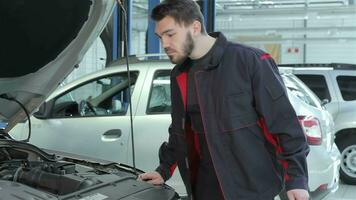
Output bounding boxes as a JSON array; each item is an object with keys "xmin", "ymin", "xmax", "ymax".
[{"xmin": 101, "ymin": 129, "xmax": 122, "ymax": 142}]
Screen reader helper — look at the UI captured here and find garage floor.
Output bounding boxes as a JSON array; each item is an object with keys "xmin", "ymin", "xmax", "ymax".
[{"xmin": 324, "ymin": 183, "xmax": 356, "ymax": 200}]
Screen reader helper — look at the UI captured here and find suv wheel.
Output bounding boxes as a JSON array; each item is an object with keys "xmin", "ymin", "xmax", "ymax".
[{"xmin": 337, "ymin": 134, "xmax": 356, "ymax": 184}]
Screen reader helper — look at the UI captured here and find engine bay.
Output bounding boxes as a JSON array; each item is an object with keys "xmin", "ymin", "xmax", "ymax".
[
  {"xmin": 0, "ymin": 159, "xmax": 101, "ymax": 195},
  {"xmin": 0, "ymin": 140, "xmax": 178, "ymax": 200}
]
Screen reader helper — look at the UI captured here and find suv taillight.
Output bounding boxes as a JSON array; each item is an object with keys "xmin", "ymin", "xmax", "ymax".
[{"xmin": 298, "ymin": 116, "xmax": 322, "ymax": 145}]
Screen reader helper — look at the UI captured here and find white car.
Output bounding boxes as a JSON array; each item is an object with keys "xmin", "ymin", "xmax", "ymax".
[
  {"xmin": 11, "ymin": 59, "xmax": 340, "ymax": 199},
  {"xmin": 280, "ymin": 71, "xmax": 340, "ymax": 199},
  {"xmin": 0, "ymin": 1, "xmax": 177, "ymax": 199},
  {"xmin": 280, "ymin": 64, "xmax": 356, "ymax": 185}
]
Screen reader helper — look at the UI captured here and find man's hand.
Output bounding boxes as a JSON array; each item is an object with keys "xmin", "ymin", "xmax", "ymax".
[
  {"xmin": 137, "ymin": 171, "xmax": 164, "ymax": 185},
  {"xmin": 287, "ymin": 189, "xmax": 309, "ymax": 200}
]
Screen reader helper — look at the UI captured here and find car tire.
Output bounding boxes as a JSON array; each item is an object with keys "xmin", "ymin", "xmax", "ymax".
[{"xmin": 336, "ymin": 133, "xmax": 356, "ymax": 185}]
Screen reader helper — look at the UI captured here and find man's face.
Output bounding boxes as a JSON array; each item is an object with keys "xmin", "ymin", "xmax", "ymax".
[{"xmin": 155, "ymin": 16, "xmax": 194, "ymax": 64}]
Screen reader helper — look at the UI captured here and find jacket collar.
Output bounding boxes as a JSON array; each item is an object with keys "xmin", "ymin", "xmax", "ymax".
[{"xmin": 172, "ymin": 32, "xmax": 229, "ymax": 77}]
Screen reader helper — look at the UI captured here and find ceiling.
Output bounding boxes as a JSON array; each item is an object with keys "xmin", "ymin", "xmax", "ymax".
[{"xmin": 132, "ymin": 0, "xmax": 354, "ymax": 13}]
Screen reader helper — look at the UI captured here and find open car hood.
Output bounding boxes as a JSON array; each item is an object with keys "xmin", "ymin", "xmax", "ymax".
[{"xmin": 0, "ymin": 0, "xmax": 116, "ymax": 132}]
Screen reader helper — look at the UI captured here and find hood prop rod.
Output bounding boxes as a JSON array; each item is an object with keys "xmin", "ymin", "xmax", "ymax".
[{"xmin": 116, "ymin": 0, "xmax": 137, "ymax": 176}]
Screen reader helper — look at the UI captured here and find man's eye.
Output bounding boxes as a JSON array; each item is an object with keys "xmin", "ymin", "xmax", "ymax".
[{"xmin": 168, "ymin": 33, "xmax": 175, "ymax": 37}]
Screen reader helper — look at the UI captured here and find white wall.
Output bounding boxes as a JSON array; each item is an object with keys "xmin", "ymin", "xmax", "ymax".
[
  {"xmin": 307, "ymin": 42, "xmax": 356, "ymax": 63},
  {"xmin": 215, "ymin": 6, "xmax": 356, "ymax": 64}
]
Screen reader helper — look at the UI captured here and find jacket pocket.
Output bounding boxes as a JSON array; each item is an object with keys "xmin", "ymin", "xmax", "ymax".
[
  {"xmin": 219, "ymin": 114, "xmax": 258, "ymax": 133},
  {"xmin": 265, "ymin": 82, "xmax": 284, "ymax": 101},
  {"xmin": 222, "ymin": 92, "xmax": 254, "ymax": 117},
  {"xmin": 219, "ymin": 92, "xmax": 258, "ymax": 132}
]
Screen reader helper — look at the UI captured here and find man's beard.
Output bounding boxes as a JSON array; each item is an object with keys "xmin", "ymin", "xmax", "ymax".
[{"xmin": 169, "ymin": 32, "xmax": 194, "ymax": 64}]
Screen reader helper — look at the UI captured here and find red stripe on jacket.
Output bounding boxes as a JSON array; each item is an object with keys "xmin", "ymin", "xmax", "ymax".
[
  {"xmin": 258, "ymin": 118, "xmax": 290, "ymax": 181},
  {"xmin": 169, "ymin": 163, "xmax": 177, "ymax": 176},
  {"xmin": 176, "ymin": 72, "xmax": 188, "ymax": 110},
  {"xmin": 260, "ymin": 53, "xmax": 272, "ymax": 60},
  {"xmin": 176, "ymin": 71, "xmax": 201, "ymax": 184}
]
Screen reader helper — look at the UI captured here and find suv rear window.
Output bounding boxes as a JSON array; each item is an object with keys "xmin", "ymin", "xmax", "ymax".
[
  {"xmin": 282, "ymin": 74, "xmax": 319, "ymax": 108},
  {"xmin": 295, "ymin": 74, "xmax": 331, "ymax": 102},
  {"xmin": 337, "ymin": 76, "xmax": 356, "ymax": 101}
]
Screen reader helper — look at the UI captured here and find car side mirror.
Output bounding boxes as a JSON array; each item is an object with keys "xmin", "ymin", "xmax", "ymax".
[
  {"xmin": 33, "ymin": 101, "xmax": 53, "ymax": 119},
  {"xmin": 321, "ymin": 98, "xmax": 329, "ymax": 106}
]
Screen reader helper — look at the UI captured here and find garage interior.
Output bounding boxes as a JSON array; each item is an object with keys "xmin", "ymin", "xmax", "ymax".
[
  {"xmin": 2, "ymin": 0, "xmax": 355, "ymax": 199},
  {"xmin": 68, "ymin": 1, "xmax": 356, "ymax": 199},
  {"xmin": 64, "ymin": 0, "xmax": 356, "ymax": 84}
]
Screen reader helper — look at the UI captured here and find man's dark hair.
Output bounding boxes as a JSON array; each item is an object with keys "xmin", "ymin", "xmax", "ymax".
[{"xmin": 151, "ymin": 0, "xmax": 206, "ymax": 34}]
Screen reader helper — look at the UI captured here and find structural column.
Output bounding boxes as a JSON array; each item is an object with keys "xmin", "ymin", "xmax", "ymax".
[
  {"xmin": 199, "ymin": 0, "xmax": 215, "ymax": 33},
  {"xmin": 147, "ymin": 0, "xmax": 161, "ymax": 56}
]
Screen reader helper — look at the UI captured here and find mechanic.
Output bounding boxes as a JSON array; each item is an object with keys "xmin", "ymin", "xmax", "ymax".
[{"xmin": 138, "ymin": 0, "xmax": 310, "ymax": 199}]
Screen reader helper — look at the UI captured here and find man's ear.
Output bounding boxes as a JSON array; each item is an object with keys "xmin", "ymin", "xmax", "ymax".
[{"xmin": 192, "ymin": 20, "xmax": 202, "ymax": 35}]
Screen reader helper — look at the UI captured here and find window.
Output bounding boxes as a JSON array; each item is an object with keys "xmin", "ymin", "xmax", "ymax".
[
  {"xmin": 337, "ymin": 76, "xmax": 356, "ymax": 101},
  {"xmin": 296, "ymin": 74, "xmax": 331, "ymax": 102},
  {"xmin": 282, "ymin": 74, "xmax": 319, "ymax": 108},
  {"xmin": 52, "ymin": 71, "xmax": 138, "ymax": 118},
  {"xmin": 58, "ymin": 38, "xmax": 107, "ymax": 88},
  {"xmin": 147, "ymin": 70, "xmax": 171, "ymax": 114}
]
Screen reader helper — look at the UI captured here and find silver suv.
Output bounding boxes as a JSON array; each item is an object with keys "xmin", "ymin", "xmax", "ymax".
[{"xmin": 280, "ymin": 63, "xmax": 356, "ymax": 185}]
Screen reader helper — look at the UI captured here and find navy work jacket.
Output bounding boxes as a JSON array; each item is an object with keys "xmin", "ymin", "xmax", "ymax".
[{"xmin": 156, "ymin": 32, "xmax": 309, "ymax": 200}]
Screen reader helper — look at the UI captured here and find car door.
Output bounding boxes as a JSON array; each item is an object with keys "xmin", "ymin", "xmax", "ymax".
[
  {"xmin": 133, "ymin": 64, "xmax": 186, "ymax": 195},
  {"xmin": 134, "ymin": 67, "xmax": 172, "ymax": 169},
  {"xmin": 12, "ymin": 68, "xmax": 147, "ymax": 165}
]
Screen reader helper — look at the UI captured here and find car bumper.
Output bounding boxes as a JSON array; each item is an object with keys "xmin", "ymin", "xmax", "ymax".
[{"xmin": 308, "ymin": 143, "xmax": 341, "ymax": 199}]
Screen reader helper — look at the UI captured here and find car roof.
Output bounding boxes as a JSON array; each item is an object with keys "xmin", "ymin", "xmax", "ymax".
[
  {"xmin": 279, "ymin": 63, "xmax": 356, "ymax": 70},
  {"xmin": 48, "ymin": 59, "xmax": 174, "ymax": 100}
]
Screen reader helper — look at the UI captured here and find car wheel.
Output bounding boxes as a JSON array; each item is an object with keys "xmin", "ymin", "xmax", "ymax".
[{"xmin": 337, "ymin": 134, "xmax": 356, "ymax": 184}]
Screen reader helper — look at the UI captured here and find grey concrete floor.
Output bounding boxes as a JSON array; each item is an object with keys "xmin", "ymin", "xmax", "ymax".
[{"xmin": 324, "ymin": 183, "xmax": 356, "ymax": 200}]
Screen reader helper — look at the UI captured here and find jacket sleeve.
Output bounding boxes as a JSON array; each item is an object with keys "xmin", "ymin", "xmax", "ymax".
[
  {"xmin": 155, "ymin": 74, "xmax": 185, "ymax": 181},
  {"xmin": 155, "ymin": 126, "xmax": 180, "ymax": 181},
  {"xmin": 250, "ymin": 53, "xmax": 309, "ymax": 191}
]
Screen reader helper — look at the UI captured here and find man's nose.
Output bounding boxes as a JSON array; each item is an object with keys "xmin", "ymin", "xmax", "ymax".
[{"xmin": 160, "ymin": 37, "xmax": 170, "ymax": 49}]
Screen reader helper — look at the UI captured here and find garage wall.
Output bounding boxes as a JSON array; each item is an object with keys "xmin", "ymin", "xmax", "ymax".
[
  {"xmin": 126, "ymin": 5, "xmax": 356, "ymax": 65},
  {"xmin": 306, "ymin": 16, "xmax": 356, "ymax": 63},
  {"xmin": 215, "ymin": 7, "xmax": 356, "ymax": 64},
  {"xmin": 71, "ymin": 1, "xmax": 356, "ymax": 87},
  {"xmin": 307, "ymin": 43, "xmax": 356, "ymax": 64},
  {"xmin": 131, "ymin": 30, "xmax": 147, "ymax": 55}
]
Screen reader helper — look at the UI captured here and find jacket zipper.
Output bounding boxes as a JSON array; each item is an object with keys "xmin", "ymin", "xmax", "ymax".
[{"xmin": 194, "ymin": 70, "xmax": 227, "ymax": 200}]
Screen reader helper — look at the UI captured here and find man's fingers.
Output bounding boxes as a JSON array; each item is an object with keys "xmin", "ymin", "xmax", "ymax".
[
  {"xmin": 137, "ymin": 172, "xmax": 164, "ymax": 185},
  {"xmin": 138, "ymin": 173, "xmax": 152, "ymax": 180},
  {"xmin": 287, "ymin": 189, "xmax": 309, "ymax": 200}
]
